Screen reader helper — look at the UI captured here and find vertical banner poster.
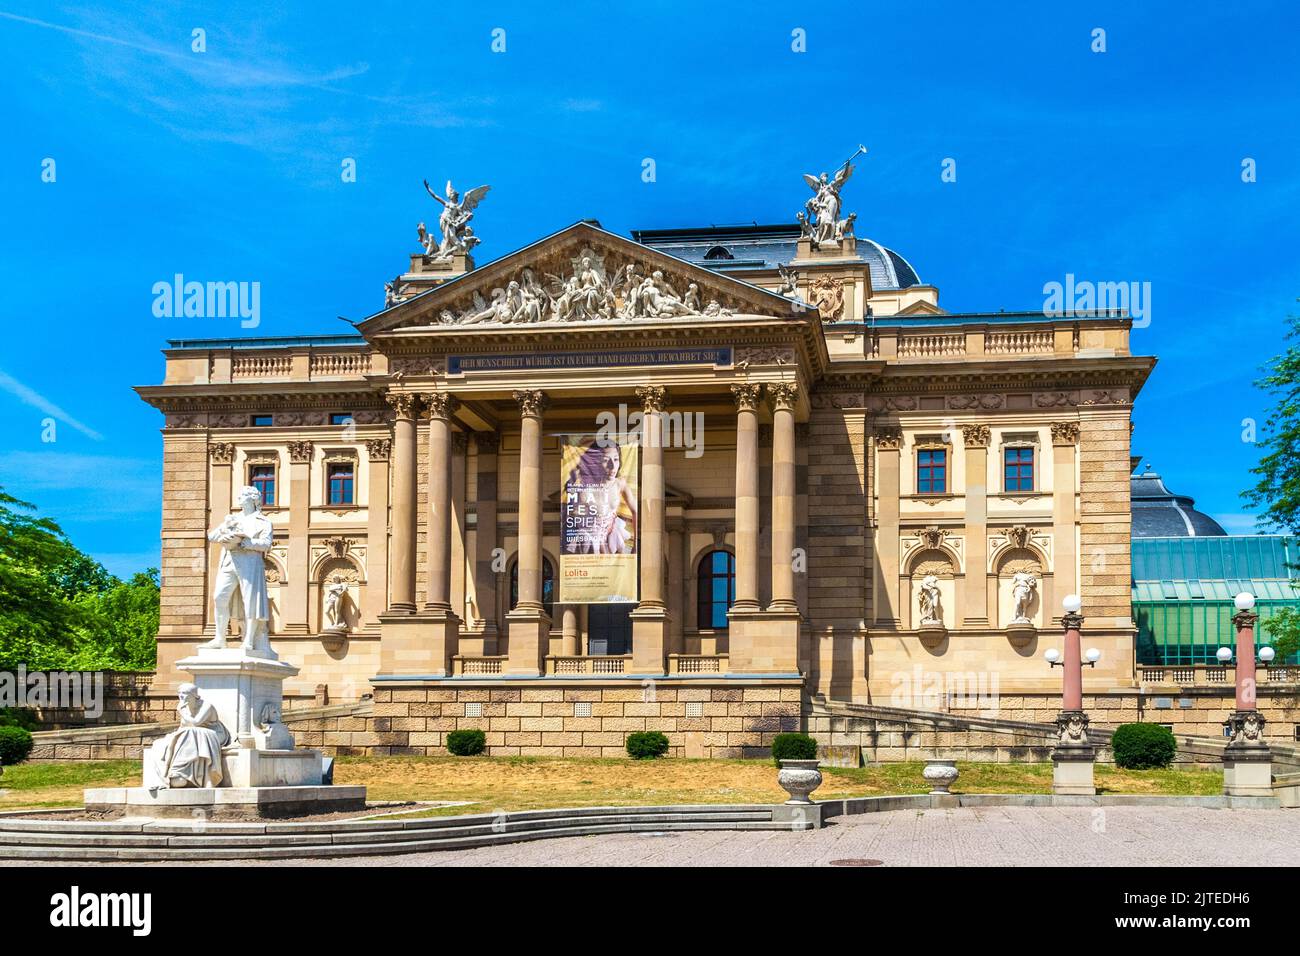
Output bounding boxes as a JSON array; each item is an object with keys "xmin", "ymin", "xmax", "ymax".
[{"xmin": 560, "ymin": 435, "xmax": 639, "ymax": 603}]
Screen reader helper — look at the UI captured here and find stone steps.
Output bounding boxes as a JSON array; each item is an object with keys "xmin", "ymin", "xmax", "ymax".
[{"xmin": 0, "ymin": 805, "xmax": 786, "ymax": 862}]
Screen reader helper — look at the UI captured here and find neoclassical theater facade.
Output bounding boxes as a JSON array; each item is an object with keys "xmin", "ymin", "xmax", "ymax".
[{"xmin": 137, "ymin": 175, "xmax": 1153, "ymax": 757}]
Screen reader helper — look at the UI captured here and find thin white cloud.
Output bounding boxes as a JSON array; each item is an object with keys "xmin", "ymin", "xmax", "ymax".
[
  {"xmin": 0, "ymin": 451, "xmax": 158, "ymax": 521},
  {"xmin": 0, "ymin": 370, "xmax": 103, "ymax": 440}
]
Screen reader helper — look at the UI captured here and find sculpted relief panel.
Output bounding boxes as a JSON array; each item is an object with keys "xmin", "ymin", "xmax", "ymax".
[{"xmin": 409, "ymin": 247, "xmax": 746, "ymax": 329}]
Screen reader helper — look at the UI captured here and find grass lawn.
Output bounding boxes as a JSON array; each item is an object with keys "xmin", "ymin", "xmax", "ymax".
[{"xmin": 0, "ymin": 756, "xmax": 1223, "ymax": 812}]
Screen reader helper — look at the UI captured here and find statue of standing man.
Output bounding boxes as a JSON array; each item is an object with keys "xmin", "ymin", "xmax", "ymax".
[{"xmin": 203, "ymin": 485, "xmax": 276, "ymax": 659}]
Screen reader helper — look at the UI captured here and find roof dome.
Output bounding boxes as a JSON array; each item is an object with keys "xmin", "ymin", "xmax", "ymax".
[{"xmin": 1131, "ymin": 466, "xmax": 1227, "ymax": 538}]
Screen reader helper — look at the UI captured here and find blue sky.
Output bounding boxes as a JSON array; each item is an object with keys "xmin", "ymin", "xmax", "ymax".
[{"xmin": 0, "ymin": 1, "xmax": 1296, "ymax": 577}]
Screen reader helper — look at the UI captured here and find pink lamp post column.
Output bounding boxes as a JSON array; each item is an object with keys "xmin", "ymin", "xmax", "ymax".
[
  {"xmin": 1046, "ymin": 593, "xmax": 1097, "ymax": 796},
  {"xmin": 1233, "ymin": 598, "xmax": 1259, "ymax": 712},
  {"xmin": 1221, "ymin": 592, "xmax": 1272, "ymax": 797},
  {"xmin": 1061, "ymin": 604, "xmax": 1084, "ymax": 713}
]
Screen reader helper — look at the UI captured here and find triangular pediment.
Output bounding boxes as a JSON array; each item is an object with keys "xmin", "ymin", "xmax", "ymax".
[{"xmin": 359, "ymin": 221, "xmax": 802, "ymax": 336}]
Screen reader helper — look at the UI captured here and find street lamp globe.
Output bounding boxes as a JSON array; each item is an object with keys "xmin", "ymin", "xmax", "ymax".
[
  {"xmin": 1085, "ymin": 648, "xmax": 1101, "ymax": 663},
  {"xmin": 1260, "ymin": 646, "xmax": 1276, "ymax": 663},
  {"xmin": 1062, "ymin": 594, "xmax": 1083, "ymax": 614},
  {"xmin": 1216, "ymin": 646, "xmax": 1233, "ymax": 663},
  {"xmin": 1234, "ymin": 592, "xmax": 1256, "ymax": 612},
  {"xmin": 1044, "ymin": 648, "xmax": 1060, "ymax": 664}
]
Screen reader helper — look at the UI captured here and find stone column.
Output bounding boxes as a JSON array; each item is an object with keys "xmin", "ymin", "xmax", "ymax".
[
  {"xmin": 362, "ymin": 438, "xmax": 391, "ymax": 631},
  {"xmin": 473, "ymin": 433, "xmax": 501, "ymax": 652},
  {"xmin": 730, "ymin": 383, "xmax": 763, "ymax": 613},
  {"xmin": 422, "ymin": 392, "xmax": 460, "ymax": 615},
  {"xmin": 873, "ymin": 425, "xmax": 903, "ymax": 626},
  {"xmin": 206, "ymin": 443, "xmax": 236, "ymax": 637},
  {"xmin": 768, "ymin": 383, "xmax": 799, "ymax": 612},
  {"xmin": 385, "ymin": 392, "xmax": 419, "ymax": 612},
  {"xmin": 283, "ymin": 439, "xmax": 313, "ymax": 635},
  {"xmin": 631, "ymin": 385, "xmax": 671, "ymax": 674},
  {"xmin": 451, "ymin": 431, "xmax": 468, "ymax": 624},
  {"xmin": 561, "ymin": 606, "xmax": 579, "ymax": 656},
  {"xmin": 667, "ymin": 520, "xmax": 686, "ymax": 657},
  {"xmin": 1050, "ymin": 422, "xmax": 1080, "ymax": 617},
  {"xmin": 962, "ymin": 424, "xmax": 991, "ymax": 626},
  {"xmin": 506, "ymin": 389, "xmax": 551, "ymax": 675}
]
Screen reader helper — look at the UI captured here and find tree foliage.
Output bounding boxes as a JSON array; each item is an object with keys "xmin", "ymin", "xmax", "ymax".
[
  {"xmin": 0, "ymin": 487, "xmax": 158, "ymax": 672},
  {"xmin": 1243, "ymin": 306, "xmax": 1300, "ymax": 659}
]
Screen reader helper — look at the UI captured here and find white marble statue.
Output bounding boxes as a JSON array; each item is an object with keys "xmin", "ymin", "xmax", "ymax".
[
  {"xmin": 1011, "ymin": 571, "xmax": 1038, "ymax": 624},
  {"xmin": 322, "ymin": 580, "xmax": 349, "ymax": 633},
  {"xmin": 801, "ymin": 146, "xmax": 865, "ymax": 246},
  {"xmin": 423, "ymin": 178, "xmax": 491, "ymax": 259},
  {"xmin": 384, "ymin": 274, "xmax": 410, "ymax": 308},
  {"xmin": 203, "ymin": 485, "xmax": 276, "ymax": 659},
  {"xmin": 149, "ymin": 684, "xmax": 230, "ymax": 789},
  {"xmin": 919, "ymin": 574, "xmax": 942, "ymax": 626},
  {"xmin": 777, "ymin": 262, "xmax": 800, "ymax": 297}
]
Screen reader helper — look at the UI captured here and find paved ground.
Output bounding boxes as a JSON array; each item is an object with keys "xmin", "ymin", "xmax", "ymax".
[{"xmin": 255, "ymin": 805, "xmax": 1300, "ymax": 867}]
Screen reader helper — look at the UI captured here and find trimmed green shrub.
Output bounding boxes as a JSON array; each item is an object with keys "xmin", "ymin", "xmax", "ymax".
[
  {"xmin": 0, "ymin": 726, "xmax": 33, "ymax": 766},
  {"xmin": 1111, "ymin": 722, "xmax": 1176, "ymax": 769},
  {"xmin": 771, "ymin": 732, "xmax": 818, "ymax": 765},
  {"xmin": 0, "ymin": 708, "xmax": 37, "ymax": 731},
  {"xmin": 626, "ymin": 731, "xmax": 669, "ymax": 759},
  {"xmin": 446, "ymin": 729, "xmax": 486, "ymax": 756}
]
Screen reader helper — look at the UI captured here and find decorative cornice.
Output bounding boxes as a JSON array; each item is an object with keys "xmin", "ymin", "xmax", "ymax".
[
  {"xmin": 513, "ymin": 389, "xmax": 550, "ymax": 418},
  {"xmin": 768, "ymin": 381, "xmax": 800, "ymax": 412},
  {"xmin": 365, "ymin": 438, "xmax": 392, "ymax": 461},
  {"xmin": 962, "ymin": 424, "xmax": 991, "ymax": 448},
  {"xmin": 636, "ymin": 385, "xmax": 670, "ymax": 413},
  {"xmin": 209, "ymin": 441, "xmax": 236, "ymax": 464},
  {"xmin": 731, "ymin": 383, "xmax": 764, "ymax": 412},
  {"xmin": 875, "ymin": 426, "xmax": 903, "ymax": 450},
  {"xmin": 287, "ymin": 440, "xmax": 314, "ymax": 463},
  {"xmin": 1050, "ymin": 421, "xmax": 1080, "ymax": 445}
]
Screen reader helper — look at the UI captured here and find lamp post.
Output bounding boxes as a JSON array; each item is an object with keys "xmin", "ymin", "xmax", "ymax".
[
  {"xmin": 1218, "ymin": 592, "xmax": 1273, "ymax": 798},
  {"xmin": 1044, "ymin": 594, "xmax": 1098, "ymax": 796}
]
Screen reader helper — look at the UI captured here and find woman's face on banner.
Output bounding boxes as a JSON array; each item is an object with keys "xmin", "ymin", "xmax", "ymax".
[{"xmin": 601, "ymin": 445, "xmax": 620, "ymax": 479}]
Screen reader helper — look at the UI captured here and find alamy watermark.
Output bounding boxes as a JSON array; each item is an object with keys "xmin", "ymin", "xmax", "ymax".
[
  {"xmin": 1042, "ymin": 273, "xmax": 1151, "ymax": 328},
  {"xmin": 0, "ymin": 667, "xmax": 104, "ymax": 718},
  {"xmin": 595, "ymin": 403, "xmax": 704, "ymax": 458},
  {"xmin": 152, "ymin": 274, "xmax": 261, "ymax": 328},
  {"xmin": 889, "ymin": 665, "xmax": 1000, "ymax": 714}
]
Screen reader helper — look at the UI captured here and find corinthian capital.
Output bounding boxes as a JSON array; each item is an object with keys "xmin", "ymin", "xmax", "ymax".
[
  {"xmin": 287, "ymin": 440, "xmax": 314, "ymax": 463},
  {"xmin": 513, "ymin": 389, "xmax": 550, "ymax": 418},
  {"xmin": 1050, "ymin": 421, "xmax": 1080, "ymax": 445},
  {"xmin": 875, "ymin": 426, "xmax": 903, "ymax": 450},
  {"xmin": 768, "ymin": 381, "xmax": 800, "ymax": 411},
  {"xmin": 208, "ymin": 442, "xmax": 236, "ymax": 464},
  {"xmin": 385, "ymin": 391, "xmax": 420, "ymax": 420},
  {"xmin": 422, "ymin": 392, "xmax": 461, "ymax": 420},
  {"xmin": 962, "ymin": 424, "xmax": 991, "ymax": 448},
  {"xmin": 636, "ymin": 385, "xmax": 670, "ymax": 413},
  {"xmin": 731, "ymin": 383, "xmax": 764, "ymax": 412}
]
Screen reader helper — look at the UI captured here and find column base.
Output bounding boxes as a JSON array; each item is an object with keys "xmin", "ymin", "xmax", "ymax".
[
  {"xmin": 504, "ymin": 607, "xmax": 551, "ymax": 676},
  {"xmin": 1051, "ymin": 744, "xmax": 1096, "ymax": 796},
  {"xmin": 378, "ymin": 610, "xmax": 460, "ymax": 678},
  {"xmin": 629, "ymin": 605, "xmax": 671, "ymax": 675},
  {"xmin": 727, "ymin": 608, "xmax": 802, "ymax": 674}
]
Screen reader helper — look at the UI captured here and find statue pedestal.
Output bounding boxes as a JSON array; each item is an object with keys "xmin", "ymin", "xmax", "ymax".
[
  {"xmin": 792, "ymin": 236, "xmax": 857, "ymax": 262},
  {"xmin": 1051, "ymin": 745, "xmax": 1097, "ymax": 796},
  {"xmin": 917, "ymin": 622, "xmax": 947, "ymax": 649},
  {"xmin": 1005, "ymin": 622, "xmax": 1037, "ymax": 649},
  {"xmin": 176, "ymin": 647, "xmax": 299, "ymax": 748}
]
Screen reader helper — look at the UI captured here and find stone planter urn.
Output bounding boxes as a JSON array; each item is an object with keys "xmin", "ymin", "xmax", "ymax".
[
  {"xmin": 923, "ymin": 759, "xmax": 959, "ymax": 794},
  {"xmin": 777, "ymin": 759, "xmax": 823, "ymax": 805}
]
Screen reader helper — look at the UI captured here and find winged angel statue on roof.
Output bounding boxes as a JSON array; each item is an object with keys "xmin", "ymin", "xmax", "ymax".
[
  {"xmin": 423, "ymin": 178, "xmax": 491, "ymax": 259},
  {"xmin": 802, "ymin": 145, "xmax": 866, "ymax": 246}
]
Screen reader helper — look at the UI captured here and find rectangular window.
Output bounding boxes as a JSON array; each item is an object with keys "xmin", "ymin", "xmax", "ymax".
[
  {"xmin": 330, "ymin": 413, "xmax": 353, "ymax": 426},
  {"xmin": 248, "ymin": 464, "xmax": 276, "ymax": 507},
  {"xmin": 917, "ymin": 447, "xmax": 947, "ymax": 494},
  {"xmin": 327, "ymin": 462, "xmax": 355, "ymax": 505},
  {"xmin": 250, "ymin": 414, "xmax": 273, "ymax": 427},
  {"xmin": 1004, "ymin": 446, "xmax": 1035, "ymax": 492}
]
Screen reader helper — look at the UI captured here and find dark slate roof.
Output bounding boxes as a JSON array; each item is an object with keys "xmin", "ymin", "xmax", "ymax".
[
  {"xmin": 1131, "ymin": 467, "xmax": 1227, "ymax": 538},
  {"xmin": 631, "ymin": 223, "xmax": 922, "ymax": 290}
]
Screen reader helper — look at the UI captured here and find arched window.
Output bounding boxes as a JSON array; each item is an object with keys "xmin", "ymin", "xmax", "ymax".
[
  {"xmin": 703, "ymin": 245, "xmax": 734, "ymax": 261},
  {"xmin": 510, "ymin": 556, "xmax": 554, "ymax": 619},
  {"xmin": 696, "ymin": 550, "xmax": 736, "ymax": 630}
]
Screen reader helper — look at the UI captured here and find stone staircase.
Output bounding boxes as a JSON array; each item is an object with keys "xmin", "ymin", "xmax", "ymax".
[
  {"xmin": 808, "ymin": 697, "xmax": 1300, "ymax": 769},
  {"xmin": 0, "ymin": 805, "xmax": 792, "ymax": 862}
]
